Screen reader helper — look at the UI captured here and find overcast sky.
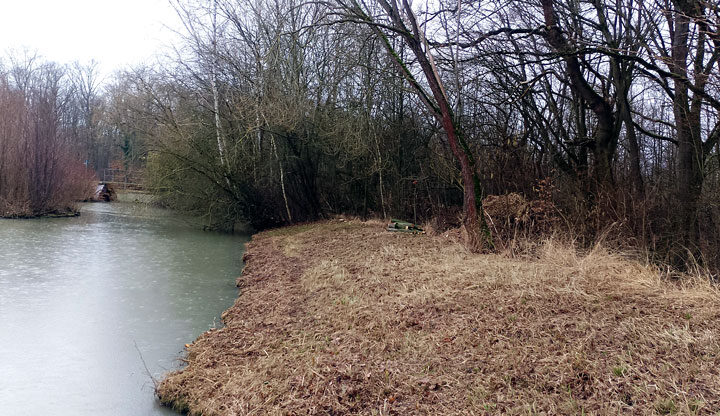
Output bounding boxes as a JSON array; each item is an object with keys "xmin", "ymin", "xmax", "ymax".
[{"xmin": 0, "ymin": 0, "xmax": 182, "ymax": 75}]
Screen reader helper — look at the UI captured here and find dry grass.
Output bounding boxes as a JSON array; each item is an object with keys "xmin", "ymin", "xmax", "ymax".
[{"xmin": 157, "ymin": 220, "xmax": 720, "ymax": 415}]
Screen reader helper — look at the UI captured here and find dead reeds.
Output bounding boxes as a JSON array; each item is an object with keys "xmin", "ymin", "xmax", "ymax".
[{"xmin": 158, "ymin": 220, "xmax": 720, "ymax": 415}]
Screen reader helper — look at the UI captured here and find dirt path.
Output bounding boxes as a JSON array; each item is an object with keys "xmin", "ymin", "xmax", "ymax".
[{"xmin": 157, "ymin": 220, "xmax": 720, "ymax": 415}]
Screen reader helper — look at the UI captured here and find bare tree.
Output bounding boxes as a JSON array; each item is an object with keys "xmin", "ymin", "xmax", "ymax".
[{"xmin": 0, "ymin": 57, "xmax": 94, "ymax": 217}]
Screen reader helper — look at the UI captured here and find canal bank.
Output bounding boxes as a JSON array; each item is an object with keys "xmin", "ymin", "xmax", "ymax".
[{"xmin": 157, "ymin": 220, "xmax": 720, "ymax": 414}]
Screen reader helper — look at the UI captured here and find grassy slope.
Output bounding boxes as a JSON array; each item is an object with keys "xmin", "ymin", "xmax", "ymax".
[{"xmin": 157, "ymin": 220, "xmax": 720, "ymax": 415}]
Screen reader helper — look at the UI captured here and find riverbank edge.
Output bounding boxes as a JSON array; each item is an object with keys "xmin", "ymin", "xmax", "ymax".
[
  {"xmin": 156, "ymin": 220, "xmax": 720, "ymax": 414},
  {"xmin": 155, "ymin": 222, "xmax": 309, "ymax": 414},
  {"xmin": 0, "ymin": 208, "xmax": 80, "ymax": 219}
]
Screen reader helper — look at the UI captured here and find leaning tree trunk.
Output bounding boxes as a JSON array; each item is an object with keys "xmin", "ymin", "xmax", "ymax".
[
  {"xmin": 401, "ymin": 4, "xmax": 491, "ymax": 251},
  {"xmin": 348, "ymin": 0, "xmax": 492, "ymax": 251},
  {"xmin": 438, "ymin": 102, "xmax": 489, "ymax": 251}
]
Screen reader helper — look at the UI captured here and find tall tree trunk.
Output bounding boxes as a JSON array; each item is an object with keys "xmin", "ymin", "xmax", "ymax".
[
  {"xmin": 541, "ymin": 0, "xmax": 617, "ymax": 193},
  {"xmin": 592, "ymin": 0, "xmax": 644, "ymax": 198},
  {"xmin": 671, "ymin": 0, "xmax": 703, "ymax": 254},
  {"xmin": 621, "ymin": 100, "xmax": 645, "ymax": 198},
  {"xmin": 271, "ymin": 134, "xmax": 292, "ymax": 222},
  {"xmin": 612, "ymin": 74, "xmax": 644, "ymax": 197},
  {"xmin": 211, "ymin": 0, "xmax": 226, "ymax": 170}
]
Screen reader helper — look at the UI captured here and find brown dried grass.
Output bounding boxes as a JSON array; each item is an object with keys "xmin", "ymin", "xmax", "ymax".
[{"xmin": 157, "ymin": 221, "xmax": 720, "ymax": 415}]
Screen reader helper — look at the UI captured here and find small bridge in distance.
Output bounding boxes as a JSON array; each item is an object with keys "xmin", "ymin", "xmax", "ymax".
[{"xmin": 101, "ymin": 168, "xmax": 145, "ymax": 191}]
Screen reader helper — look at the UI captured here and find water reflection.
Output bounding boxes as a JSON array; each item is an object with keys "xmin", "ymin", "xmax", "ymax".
[{"xmin": 0, "ymin": 202, "xmax": 248, "ymax": 415}]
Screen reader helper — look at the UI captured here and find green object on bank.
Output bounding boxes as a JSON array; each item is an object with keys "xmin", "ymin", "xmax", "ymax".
[{"xmin": 387, "ymin": 219, "xmax": 424, "ymax": 234}]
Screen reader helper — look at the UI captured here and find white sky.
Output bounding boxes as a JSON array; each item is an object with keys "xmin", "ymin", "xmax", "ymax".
[{"xmin": 0, "ymin": 0, "xmax": 182, "ymax": 76}]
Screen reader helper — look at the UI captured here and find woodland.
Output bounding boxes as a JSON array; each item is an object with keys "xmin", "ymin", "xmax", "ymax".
[{"xmin": 1, "ymin": 0, "xmax": 719, "ymax": 271}]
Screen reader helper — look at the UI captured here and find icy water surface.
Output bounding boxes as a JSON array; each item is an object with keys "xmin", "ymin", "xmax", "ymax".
[{"xmin": 0, "ymin": 202, "xmax": 249, "ymax": 415}]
